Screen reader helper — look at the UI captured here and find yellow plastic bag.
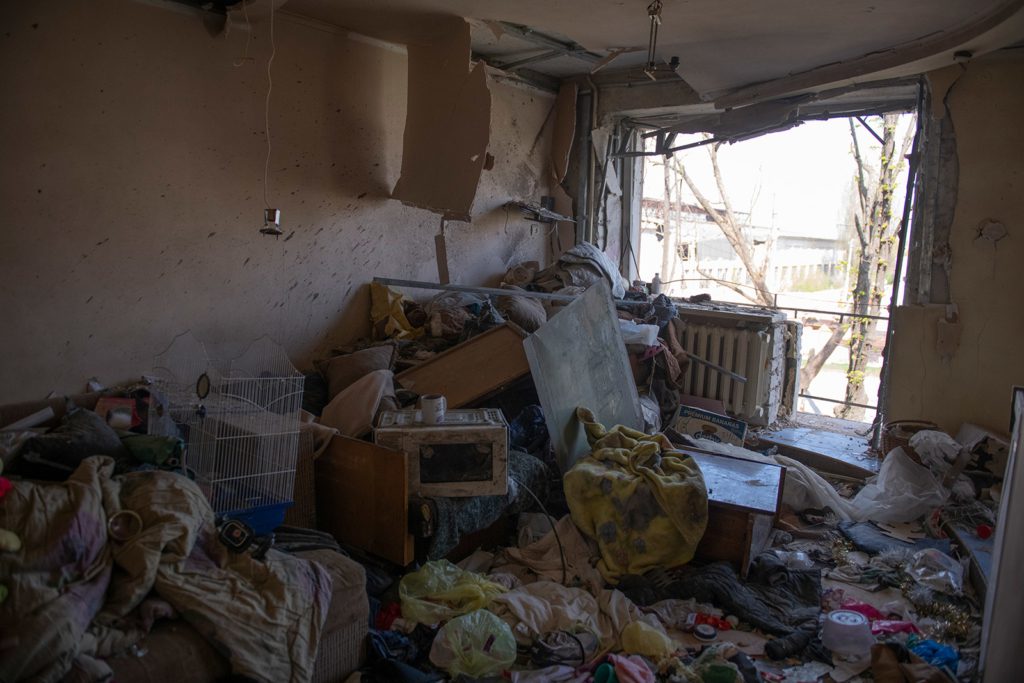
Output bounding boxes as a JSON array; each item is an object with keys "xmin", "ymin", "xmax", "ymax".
[
  {"xmin": 399, "ymin": 560, "xmax": 507, "ymax": 625},
  {"xmin": 429, "ymin": 609, "xmax": 517, "ymax": 678},
  {"xmin": 370, "ymin": 282, "xmax": 423, "ymax": 340},
  {"xmin": 621, "ymin": 620, "xmax": 678, "ymax": 659}
]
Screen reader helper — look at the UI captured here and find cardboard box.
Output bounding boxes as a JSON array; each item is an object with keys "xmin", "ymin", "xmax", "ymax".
[{"xmin": 673, "ymin": 406, "xmax": 747, "ymax": 446}]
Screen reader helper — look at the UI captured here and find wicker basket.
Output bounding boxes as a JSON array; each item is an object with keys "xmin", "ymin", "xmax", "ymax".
[{"xmin": 882, "ymin": 420, "xmax": 939, "ymax": 462}]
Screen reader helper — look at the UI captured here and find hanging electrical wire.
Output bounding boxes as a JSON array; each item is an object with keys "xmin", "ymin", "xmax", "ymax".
[
  {"xmin": 263, "ymin": 0, "xmax": 276, "ymax": 210},
  {"xmin": 260, "ymin": 0, "xmax": 282, "ymax": 236}
]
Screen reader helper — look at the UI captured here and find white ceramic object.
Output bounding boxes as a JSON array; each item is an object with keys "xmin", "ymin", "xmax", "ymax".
[
  {"xmin": 420, "ymin": 394, "xmax": 447, "ymax": 425},
  {"xmin": 821, "ymin": 610, "xmax": 874, "ymax": 661}
]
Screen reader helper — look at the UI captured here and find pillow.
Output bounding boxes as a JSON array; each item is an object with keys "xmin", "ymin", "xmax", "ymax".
[
  {"xmin": 495, "ymin": 287, "xmax": 547, "ymax": 332},
  {"xmin": 320, "ymin": 344, "xmax": 396, "ymax": 400},
  {"xmin": 319, "ymin": 369, "xmax": 396, "ymax": 438}
]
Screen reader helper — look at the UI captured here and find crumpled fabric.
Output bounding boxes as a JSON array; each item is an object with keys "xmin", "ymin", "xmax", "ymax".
[
  {"xmin": 620, "ymin": 554, "xmax": 821, "ymax": 638},
  {"xmin": 489, "ymin": 580, "xmax": 663, "ymax": 650},
  {"xmin": 0, "ymin": 456, "xmax": 331, "ymax": 683},
  {"xmin": 563, "ymin": 408, "xmax": 708, "ymax": 583},
  {"xmin": 424, "ymin": 449, "xmax": 548, "ymax": 561},
  {"xmin": 534, "ymin": 242, "xmax": 628, "ymax": 298},
  {"xmin": 608, "ymin": 653, "xmax": 656, "ymax": 683},
  {"xmin": 492, "ymin": 514, "xmax": 605, "ymax": 594},
  {"xmin": 511, "ymin": 665, "xmax": 590, "ymax": 683}
]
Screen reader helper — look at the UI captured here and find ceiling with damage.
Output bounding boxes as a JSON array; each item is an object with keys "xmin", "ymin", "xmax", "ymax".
[{"xmin": 284, "ymin": 0, "xmax": 1024, "ymax": 107}]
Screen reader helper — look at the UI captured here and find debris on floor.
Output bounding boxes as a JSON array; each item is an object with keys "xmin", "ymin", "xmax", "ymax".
[
  {"xmin": 332, "ymin": 259, "xmax": 1004, "ymax": 682},
  {"xmin": 1, "ymin": 252, "xmax": 1005, "ymax": 682}
]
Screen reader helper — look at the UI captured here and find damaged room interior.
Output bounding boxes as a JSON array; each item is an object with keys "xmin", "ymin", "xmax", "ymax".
[{"xmin": 3, "ymin": 0, "xmax": 1024, "ymax": 682}]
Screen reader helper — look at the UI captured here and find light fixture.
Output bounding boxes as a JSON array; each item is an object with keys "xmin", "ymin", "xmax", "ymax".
[
  {"xmin": 643, "ymin": 0, "xmax": 663, "ymax": 80},
  {"xmin": 261, "ymin": 208, "xmax": 282, "ymax": 237}
]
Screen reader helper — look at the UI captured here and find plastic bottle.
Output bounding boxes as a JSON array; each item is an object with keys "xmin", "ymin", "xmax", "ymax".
[{"xmin": 651, "ymin": 272, "xmax": 663, "ymax": 295}]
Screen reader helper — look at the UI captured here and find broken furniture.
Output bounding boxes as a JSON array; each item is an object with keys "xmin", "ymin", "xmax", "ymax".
[
  {"xmin": 757, "ymin": 426, "xmax": 879, "ymax": 479},
  {"xmin": 685, "ymin": 448, "xmax": 786, "ymax": 577},
  {"xmin": 395, "ymin": 323, "xmax": 531, "ymax": 408},
  {"xmin": 315, "ymin": 432, "xmax": 546, "ymax": 567},
  {"xmin": 316, "ymin": 435, "xmax": 414, "ymax": 566}
]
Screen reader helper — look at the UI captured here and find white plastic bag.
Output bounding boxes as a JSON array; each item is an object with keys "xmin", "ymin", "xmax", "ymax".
[
  {"xmin": 908, "ymin": 430, "xmax": 962, "ymax": 474},
  {"xmin": 429, "ymin": 609, "xmax": 517, "ymax": 677},
  {"xmin": 907, "ymin": 548, "xmax": 964, "ymax": 595},
  {"xmin": 848, "ymin": 448, "xmax": 949, "ymax": 523},
  {"xmin": 618, "ymin": 319, "xmax": 660, "ymax": 346}
]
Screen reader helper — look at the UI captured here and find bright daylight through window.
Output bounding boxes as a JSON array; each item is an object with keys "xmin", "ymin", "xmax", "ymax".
[{"xmin": 638, "ymin": 113, "xmax": 917, "ymax": 424}]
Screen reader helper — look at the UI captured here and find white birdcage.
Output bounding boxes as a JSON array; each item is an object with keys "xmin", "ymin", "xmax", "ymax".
[{"xmin": 146, "ymin": 332, "xmax": 304, "ymax": 534}]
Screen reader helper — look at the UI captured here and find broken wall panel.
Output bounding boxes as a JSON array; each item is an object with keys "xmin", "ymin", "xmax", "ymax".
[
  {"xmin": 391, "ymin": 15, "xmax": 491, "ymax": 221},
  {"xmin": 885, "ymin": 53, "xmax": 1024, "ymax": 434},
  {"xmin": 550, "ymin": 82, "xmax": 577, "ymax": 184}
]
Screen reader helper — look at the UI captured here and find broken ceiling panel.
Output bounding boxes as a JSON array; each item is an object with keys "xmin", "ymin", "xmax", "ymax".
[{"xmin": 288, "ymin": 0, "xmax": 1023, "ymax": 104}]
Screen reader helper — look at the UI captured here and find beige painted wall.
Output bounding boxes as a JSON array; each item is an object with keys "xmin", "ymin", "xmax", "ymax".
[
  {"xmin": 886, "ymin": 53, "xmax": 1024, "ymax": 435},
  {"xmin": 0, "ymin": 0, "xmax": 555, "ymax": 403}
]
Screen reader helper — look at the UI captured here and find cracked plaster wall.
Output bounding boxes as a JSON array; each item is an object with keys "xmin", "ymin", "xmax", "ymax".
[
  {"xmin": 0, "ymin": 0, "xmax": 554, "ymax": 403},
  {"xmin": 885, "ymin": 52, "xmax": 1024, "ymax": 435}
]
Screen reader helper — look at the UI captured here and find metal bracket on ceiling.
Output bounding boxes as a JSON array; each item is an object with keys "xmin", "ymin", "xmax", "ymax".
[{"xmin": 643, "ymin": 0, "xmax": 664, "ymax": 80}]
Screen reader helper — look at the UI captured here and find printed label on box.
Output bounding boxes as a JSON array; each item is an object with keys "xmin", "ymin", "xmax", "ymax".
[{"xmin": 674, "ymin": 406, "xmax": 747, "ymax": 446}]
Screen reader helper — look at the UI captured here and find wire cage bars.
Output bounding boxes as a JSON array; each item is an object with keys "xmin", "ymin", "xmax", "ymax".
[{"xmin": 146, "ymin": 332, "xmax": 304, "ymax": 534}]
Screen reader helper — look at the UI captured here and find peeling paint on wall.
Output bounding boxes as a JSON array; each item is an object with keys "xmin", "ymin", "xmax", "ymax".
[
  {"xmin": 885, "ymin": 53, "xmax": 1024, "ymax": 435},
  {"xmin": 391, "ymin": 16, "xmax": 491, "ymax": 221}
]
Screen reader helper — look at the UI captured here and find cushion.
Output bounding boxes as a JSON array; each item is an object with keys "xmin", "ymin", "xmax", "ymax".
[
  {"xmin": 495, "ymin": 287, "xmax": 547, "ymax": 332},
  {"xmin": 320, "ymin": 345, "xmax": 396, "ymax": 400},
  {"xmin": 319, "ymin": 370, "xmax": 397, "ymax": 438}
]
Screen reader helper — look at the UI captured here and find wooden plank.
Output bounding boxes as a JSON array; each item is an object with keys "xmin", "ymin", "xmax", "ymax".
[
  {"xmin": 395, "ymin": 323, "xmax": 530, "ymax": 408},
  {"xmin": 315, "ymin": 435, "xmax": 413, "ymax": 566},
  {"xmin": 757, "ymin": 426, "xmax": 879, "ymax": 478},
  {"xmin": 524, "ymin": 280, "xmax": 643, "ymax": 471},
  {"xmin": 695, "ymin": 507, "xmax": 775, "ymax": 577}
]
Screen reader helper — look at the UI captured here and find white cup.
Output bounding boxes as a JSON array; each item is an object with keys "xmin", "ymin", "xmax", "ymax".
[{"xmin": 420, "ymin": 394, "xmax": 447, "ymax": 425}]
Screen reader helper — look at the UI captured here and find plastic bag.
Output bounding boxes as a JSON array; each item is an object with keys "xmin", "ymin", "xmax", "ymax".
[
  {"xmin": 428, "ymin": 609, "xmax": 516, "ymax": 678},
  {"xmin": 399, "ymin": 560, "xmax": 507, "ymax": 625},
  {"xmin": 847, "ymin": 448, "xmax": 949, "ymax": 523},
  {"xmin": 621, "ymin": 620, "xmax": 677, "ymax": 659},
  {"xmin": 618, "ymin": 320, "xmax": 660, "ymax": 346},
  {"xmin": 772, "ymin": 550, "xmax": 814, "ymax": 570},
  {"xmin": 907, "ymin": 548, "xmax": 964, "ymax": 595},
  {"xmin": 908, "ymin": 430, "xmax": 962, "ymax": 474}
]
